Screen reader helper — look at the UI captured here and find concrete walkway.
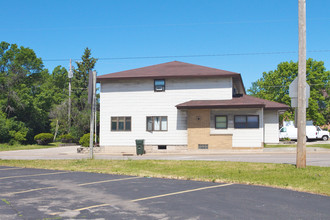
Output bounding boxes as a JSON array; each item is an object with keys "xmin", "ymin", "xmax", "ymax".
[
  {"xmin": 0, "ymin": 145, "xmax": 329, "ymax": 167},
  {"xmin": 0, "ymin": 146, "xmax": 89, "ymax": 160}
]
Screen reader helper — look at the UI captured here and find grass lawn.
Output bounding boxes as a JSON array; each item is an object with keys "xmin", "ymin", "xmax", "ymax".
[
  {"xmin": 265, "ymin": 143, "xmax": 330, "ymax": 149},
  {"xmin": 0, "ymin": 159, "xmax": 329, "ymax": 196},
  {"xmin": 0, "ymin": 142, "xmax": 61, "ymax": 151}
]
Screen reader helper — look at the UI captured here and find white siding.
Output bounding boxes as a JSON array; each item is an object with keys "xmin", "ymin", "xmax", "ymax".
[
  {"xmin": 264, "ymin": 110, "xmax": 280, "ymax": 144},
  {"xmin": 100, "ymin": 77, "xmax": 232, "ymax": 147},
  {"xmin": 210, "ymin": 108, "xmax": 263, "ymax": 147}
]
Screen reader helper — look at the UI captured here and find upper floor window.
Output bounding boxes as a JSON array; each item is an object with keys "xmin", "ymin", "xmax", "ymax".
[
  {"xmin": 234, "ymin": 115, "xmax": 259, "ymax": 128},
  {"xmin": 147, "ymin": 116, "xmax": 167, "ymax": 131},
  {"xmin": 154, "ymin": 79, "xmax": 165, "ymax": 92},
  {"xmin": 215, "ymin": 115, "xmax": 227, "ymax": 129},
  {"xmin": 111, "ymin": 116, "xmax": 131, "ymax": 131}
]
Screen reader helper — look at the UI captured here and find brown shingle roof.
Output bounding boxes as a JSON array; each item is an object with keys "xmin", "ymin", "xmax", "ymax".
[
  {"xmin": 97, "ymin": 61, "xmax": 240, "ymax": 80},
  {"xmin": 176, "ymin": 95, "xmax": 289, "ymax": 110}
]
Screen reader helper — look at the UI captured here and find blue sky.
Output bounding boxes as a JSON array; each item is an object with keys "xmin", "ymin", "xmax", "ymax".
[{"xmin": 1, "ymin": 0, "xmax": 329, "ymax": 89}]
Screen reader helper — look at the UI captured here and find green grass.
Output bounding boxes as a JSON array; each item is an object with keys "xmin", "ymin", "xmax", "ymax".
[
  {"xmin": 0, "ymin": 159, "xmax": 329, "ymax": 196},
  {"xmin": 0, "ymin": 142, "xmax": 61, "ymax": 151},
  {"xmin": 312, "ymin": 144, "xmax": 330, "ymax": 149},
  {"xmin": 265, "ymin": 143, "xmax": 330, "ymax": 149}
]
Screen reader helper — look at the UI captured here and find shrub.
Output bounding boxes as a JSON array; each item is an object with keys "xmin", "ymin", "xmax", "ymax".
[
  {"xmin": 0, "ymin": 111, "xmax": 28, "ymax": 144},
  {"xmin": 79, "ymin": 133, "xmax": 95, "ymax": 147},
  {"xmin": 59, "ymin": 134, "xmax": 74, "ymax": 143},
  {"xmin": 34, "ymin": 133, "xmax": 54, "ymax": 145}
]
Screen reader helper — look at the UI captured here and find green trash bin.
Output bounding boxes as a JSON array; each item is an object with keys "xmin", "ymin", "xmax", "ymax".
[{"xmin": 135, "ymin": 139, "xmax": 145, "ymax": 155}]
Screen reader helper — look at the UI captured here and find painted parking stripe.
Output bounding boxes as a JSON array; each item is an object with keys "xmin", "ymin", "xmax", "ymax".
[
  {"xmin": 2, "ymin": 176, "xmax": 143, "ymax": 196},
  {"xmin": 0, "ymin": 171, "xmax": 70, "ymax": 180},
  {"xmin": 0, "ymin": 167, "xmax": 24, "ymax": 171},
  {"xmin": 50, "ymin": 183, "xmax": 234, "ymax": 216},
  {"xmin": 130, "ymin": 183, "xmax": 234, "ymax": 202},
  {"xmin": 2, "ymin": 187, "xmax": 56, "ymax": 196}
]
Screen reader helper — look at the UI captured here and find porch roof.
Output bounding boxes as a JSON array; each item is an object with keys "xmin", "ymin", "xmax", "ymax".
[{"xmin": 176, "ymin": 95, "xmax": 290, "ymax": 110}]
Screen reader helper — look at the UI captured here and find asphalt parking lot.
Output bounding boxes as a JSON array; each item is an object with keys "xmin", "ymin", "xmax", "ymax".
[{"xmin": 0, "ymin": 166, "xmax": 329, "ymax": 219}]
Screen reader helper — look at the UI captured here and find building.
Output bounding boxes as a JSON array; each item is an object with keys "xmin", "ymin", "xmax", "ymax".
[{"xmin": 97, "ymin": 61, "xmax": 289, "ymax": 154}]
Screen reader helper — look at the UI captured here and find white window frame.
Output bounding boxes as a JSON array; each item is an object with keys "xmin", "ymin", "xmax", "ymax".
[{"xmin": 146, "ymin": 116, "xmax": 168, "ymax": 131}]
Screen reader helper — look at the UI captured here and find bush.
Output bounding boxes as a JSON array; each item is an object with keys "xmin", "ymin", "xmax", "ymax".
[
  {"xmin": 0, "ymin": 111, "xmax": 29, "ymax": 144},
  {"xmin": 59, "ymin": 134, "xmax": 74, "ymax": 143},
  {"xmin": 34, "ymin": 133, "xmax": 54, "ymax": 145},
  {"xmin": 79, "ymin": 133, "xmax": 95, "ymax": 147}
]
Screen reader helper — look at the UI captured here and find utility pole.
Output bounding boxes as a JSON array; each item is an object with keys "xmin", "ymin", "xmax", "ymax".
[
  {"xmin": 68, "ymin": 59, "xmax": 73, "ymax": 132},
  {"xmin": 89, "ymin": 71, "xmax": 96, "ymax": 159},
  {"xmin": 94, "ymin": 91, "xmax": 97, "ymax": 145},
  {"xmin": 297, "ymin": 0, "xmax": 307, "ymax": 168}
]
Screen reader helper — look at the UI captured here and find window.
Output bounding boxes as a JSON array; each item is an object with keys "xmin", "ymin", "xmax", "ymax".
[
  {"xmin": 158, "ymin": 145, "xmax": 167, "ymax": 150},
  {"xmin": 111, "ymin": 117, "xmax": 131, "ymax": 131},
  {"xmin": 215, "ymin": 116, "xmax": 227, "ymax": 129},
  {"xmin": 234, "ymin": 115, "xmax": 259, "ymax": 128},
  {"xmin": 154, "ymin": 79, "xmax": 165, "ymax": 92},
  {"xmin": 198, "ymin": 144, "xmax": 208, "ymax": 149},
  {"xmin": 146, "ymin": 116, "xmax": 168, "ymax": 131}
]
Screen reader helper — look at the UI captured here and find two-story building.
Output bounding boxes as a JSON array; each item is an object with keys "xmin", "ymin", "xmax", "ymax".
[{"xmin": 97, "ymin": 61, "xmax": 289, "ymax": 154}]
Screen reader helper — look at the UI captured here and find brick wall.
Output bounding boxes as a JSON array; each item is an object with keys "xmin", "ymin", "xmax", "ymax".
[{"xmin": 187, "ymin": 109, "xmax": 232, "ymax": 150}]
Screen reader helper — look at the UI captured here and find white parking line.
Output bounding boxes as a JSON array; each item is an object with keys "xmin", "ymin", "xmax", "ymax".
[{"xmin": 50, "ymin": 183, "xmax": 234, "ymax": 216}]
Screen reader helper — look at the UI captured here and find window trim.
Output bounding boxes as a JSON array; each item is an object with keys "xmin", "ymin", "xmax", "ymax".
[
  {"xmin": 111, "ymin": 116, "xmax": 132, "ymax": 131},
  {"xmin": 154, "ymin": 79, "xmax": 165, "ymax": 92},
  {"xmin": 234, "ymin": 115, "xmax": 259, "ymax": 129},
  {"xmin": 146, "ymin": 116, "xmax": 168, "ymax": 131},
  {"xmin": 215, "ymin": 115, "xmax": 228, "ymax": 129}
]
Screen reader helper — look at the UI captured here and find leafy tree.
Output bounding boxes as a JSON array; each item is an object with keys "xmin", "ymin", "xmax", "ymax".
[
  {"xmin": 51, "ymin": 65, "xmax": 69, "ymax": 104},
  {"xmin": 0, "ymin": 42, "xmax": 98, "ymax": 144},
  {"xmin": 0, "ymin": 110, "xmax": 28, "ymax": 144},
  {"xmin": 248, "ymin": 58, "xmax": 330, "ymax": 125},
  {"xmin": 48, "ymin": 66, "xmax": 70, "ymax": 137},
  {"xmin": 0, "ymin": 41, "xmax": 52, "ymax": 143}
]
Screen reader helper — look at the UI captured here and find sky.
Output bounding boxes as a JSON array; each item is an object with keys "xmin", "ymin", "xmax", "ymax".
[{"xmin": 1, "ymin": 0, "xmax": 329, "ymax": 89}]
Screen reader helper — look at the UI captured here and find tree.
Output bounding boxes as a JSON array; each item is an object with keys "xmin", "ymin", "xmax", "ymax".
[
  {"xmin": 51, "ymin": 65, "xmax": 69, "ymax": 104},
  {"xmin": 70, "ymin": 48, "xmax": 97, "ymax": 140},
  {"xmin": 0, "ymin": 42, "xmax": 99, "ymax": 144},
  {"xmin": 248, "ymin": 58, "xmax": 330, "ymax": 125},
  {"xmin": 0, "ymin": 41, "xmax": 53, "ymax": 143},
  {"xmin": 72, "ymin": 48, "xmax": 97, "ymax": 111},
  {"xmin": 49, "ymin": 48, "xmax": 98, "ymax": 141},
  {"xmin": 0, "ymin": 110, "xmax": 28, "ymax": 144}
]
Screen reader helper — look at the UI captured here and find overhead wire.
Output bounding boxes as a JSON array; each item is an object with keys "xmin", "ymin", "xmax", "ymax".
[{"xmin": 42, "ymin": 49, "xmax": 330, "ymax": 62}]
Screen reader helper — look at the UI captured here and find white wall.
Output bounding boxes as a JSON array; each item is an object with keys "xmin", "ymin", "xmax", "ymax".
[
  {"xmin": 100, "ymin": 77, "xmax": 232, "ymax": 147},
  {"xmin": 210, "ymin": 108, "xmax": 263, "ymax": 147},
  {"xmin": 264, "ymin": 110, "xmax": 280, "ymax": 143}
]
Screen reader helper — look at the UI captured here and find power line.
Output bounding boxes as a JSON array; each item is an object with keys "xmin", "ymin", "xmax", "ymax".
[
  {"xmin": 43, "ymin": 49, "xmax": 330, "ymax": 62},
  {"xmin": 2, "ymin": 17, "xmax": 330, "ymax": 32},
  {"xmin": 255, "ymin": 83, "xmax": 329, "ymax": 88}
]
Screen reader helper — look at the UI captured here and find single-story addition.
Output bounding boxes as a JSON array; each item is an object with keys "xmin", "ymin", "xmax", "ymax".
[{"xmin": 97, "ymin": 61, "xmax": 289, "ymax": 154}]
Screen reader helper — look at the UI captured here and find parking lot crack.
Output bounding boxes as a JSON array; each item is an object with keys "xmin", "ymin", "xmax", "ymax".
[{"xmin": 1, "ymin": 198, "xmax": 24, "ymax": 219}]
